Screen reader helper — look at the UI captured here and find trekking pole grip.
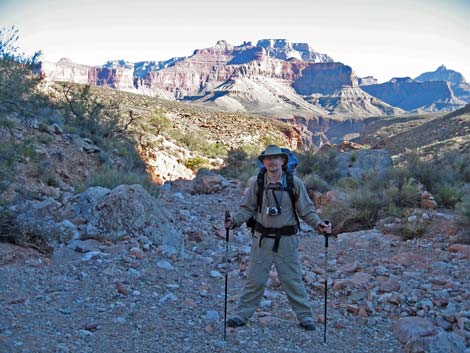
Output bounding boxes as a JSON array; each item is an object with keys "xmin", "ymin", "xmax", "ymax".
[
  {"xmin": 225, "ymin": 211, "xmax": 231, "ymax": 241},
  {"xmin": 323, "ymin": 220, "xmax": 330, "ymax": 248}
]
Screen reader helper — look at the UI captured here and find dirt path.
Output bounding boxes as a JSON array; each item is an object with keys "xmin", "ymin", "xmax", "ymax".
[{"xmin": 1, "ymin": 185, "xmax": 468, "ymax": 353}]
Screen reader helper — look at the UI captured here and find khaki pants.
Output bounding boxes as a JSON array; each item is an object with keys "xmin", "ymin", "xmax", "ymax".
[{"xmin": 235, "ymin": 232, "xmax": 312, "ymax": 322}]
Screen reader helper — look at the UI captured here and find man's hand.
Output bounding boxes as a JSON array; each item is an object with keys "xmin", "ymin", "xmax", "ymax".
[{"xmin": 318, "ymin": 221, "xmax": 332, "ymax": 235}]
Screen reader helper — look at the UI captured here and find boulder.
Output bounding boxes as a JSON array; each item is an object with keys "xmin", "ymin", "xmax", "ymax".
[
  {"xmin": 421, "ymin": 191, "xmax": 438, "ymax": 209},
  {"xmin": 335, "ymin": 149, "xmax": 392, "ymax": 179},
  {"xmin": 74, "ymin": 184, "xmax": 183, "ymax": 255},
  {"xmin": 193, "ymin": 169, "xmax": 228, "ymax": 194},
  {"xmin": 404, "ymin": 329, "xmax": 466, "ymax": 353},
  {"xmin": 337, "ymin": 229, "xmax": 390, "ymax": 249},
  {"xmin": 393, "ymin": 317, "xmax": 436, "ymax": 344},
  {"xmin": 448, "ymin": 244, "xmax": 470, "ymax": 259},
  {"xmin": 12, "ymin": 200, "xmax": 80, "ymax": 248}
]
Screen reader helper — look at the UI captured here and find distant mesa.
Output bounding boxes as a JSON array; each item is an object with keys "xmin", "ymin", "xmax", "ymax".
[
  {"xmin": 416, "ymin": 65, "xmax": 466, "ymax": 85},
  {"xmin": 36, "ymin": 40, "xmax": 470, "ymax": 116}
]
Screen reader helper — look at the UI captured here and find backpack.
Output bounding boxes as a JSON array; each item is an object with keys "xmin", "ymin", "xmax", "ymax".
[{"xmin": 246, "ymin": 148, "xmax": 301, "ymax": 233}]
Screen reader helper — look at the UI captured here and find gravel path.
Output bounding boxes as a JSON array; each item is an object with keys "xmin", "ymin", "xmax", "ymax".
[{"xmin": 1, "ymin": 186, "xmax": 468, "ymax": 353}]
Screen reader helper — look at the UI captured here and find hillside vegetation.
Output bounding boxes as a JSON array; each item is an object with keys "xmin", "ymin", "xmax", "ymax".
[
  {"xmin": 1, "ymin": 27, "xmax": 469, "ymax": 244},
  {"xmin": 361, "ymin": 106, "xmax": 470, "ymax": 160}
]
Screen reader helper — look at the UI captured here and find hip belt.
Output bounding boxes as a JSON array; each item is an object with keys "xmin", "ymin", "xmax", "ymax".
[{"xmin": 254, "ymin": 222, "xmax": 298, "ymax": 252}]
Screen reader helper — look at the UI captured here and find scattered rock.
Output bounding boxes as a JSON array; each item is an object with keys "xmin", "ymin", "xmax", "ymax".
[
  {"xmin": 379, "ymin": 278, "xmax": 401, "ymax": 293},
  {"xmin": 193, "ymin": 169, "xmax": 228, "ymax": 194},
  {"xmin": 392, "ymin": 317, "xmax": 436, "ymax": 344}
]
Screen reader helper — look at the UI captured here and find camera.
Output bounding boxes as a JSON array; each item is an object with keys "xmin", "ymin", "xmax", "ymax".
[{"xmin": 266, "ymin": 207, "xmax": 281, "ymax": 216}]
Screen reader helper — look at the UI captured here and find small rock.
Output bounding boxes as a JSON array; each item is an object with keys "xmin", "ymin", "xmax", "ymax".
[
  {"xmin": 116, "ymin": 281, "xmax": 129, "ymax": 296},
  {"xmin": 187, "ymin": 230, "xmax": 204, "ymax": 243},
  {"xmin": 157, "ymin": 260, "xmax": 174, "ymax": 270},
  {"xmin": 408, "ymin": 215, "xmax": 418, "ymax": 223},
  {"xmin": 159, "ymin": 293, "xmax": 177, "ymax": 304},
  {"xmin": 129, "ymin": 247, "xmax": 144, "ymax": 259},
  {"xmin": 209, "ymin": 270, "xmax": 222, "ymax": 278},
  {"xmin": 260, "ymin": 300, "xmax": 272, "ymax": 309},
  {"xmin": 204, "ymin": 310, "xmax": 220, "ymax": 322},
  {"xmin": 84, "ymin": 323, "xmax": 99, "ymax": 331},
  {"xmin": 379, "ymin": 278, "xmax": 401, "ymax": 293}
]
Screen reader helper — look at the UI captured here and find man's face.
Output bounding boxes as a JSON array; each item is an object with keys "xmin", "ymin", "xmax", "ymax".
[{"xmin": 262, "ymin": 155, "xmax": 285, "ymax": 173}]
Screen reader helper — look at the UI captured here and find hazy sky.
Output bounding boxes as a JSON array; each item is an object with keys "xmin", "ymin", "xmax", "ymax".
[{"xmin": 1, "ymin": 0, "xmax": 469, "ymax": 82}]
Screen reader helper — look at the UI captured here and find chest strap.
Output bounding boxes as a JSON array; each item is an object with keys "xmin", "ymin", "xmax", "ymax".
[{"xmin": 255, "ymin": 222, "xmax": 298, "ymax": 252}]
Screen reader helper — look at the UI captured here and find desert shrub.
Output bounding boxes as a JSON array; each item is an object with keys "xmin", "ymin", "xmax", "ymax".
[
  {"xmin": 302, "ymin": 173, "xmax": 331, "ymax": 193},
  {"xmin": 147, "ymin": 112, "xmax": 171, "ymax": 136},
  {"xmin": 295, "ymin": 149, "xmax": 340, "ymax": 184},
  {"xmin": 383, "ymin": 167, "xmax": 412, "ymax": 188},
  {"xmin": 0, "ymin": 27, "xmax": 43, "ymax": 118},
  {"xmin": 184, "ymin": 156, "xmax": 209, "ymax": 172},
  {"xmin": 38, "ymin": 160, "xmax": 59, "ymax": 187},
  {"xmin": 58, "ymin": 84, "xmax": 137, "ymax": 152},
  {"xmin": 382, "ymin": 181, "xmax": 420, "ymax": 208},
  {"xmin": 398, "ymin": 222, "xmax": 428, "ymax": 240},
  {"xmin": 349, "ymin": 187, "xmax": 382, "ymax": 227},
  {"xmin": 168, "ymin": 129, "xmax": 227, "ymax": 158},
  {"xmin": 295, "ymin": 149, "xmax": 316, "ymax": 176},
  {"xmin": 76, "ymin": 165, "xmax": 159, "ymax": 198},
  {"xmin": 220, "ymin": 147, "xmax": 258, "ymax": 181},
  {"xmin": 384, "ymin": 202, "xmax": 405, "ymax": 218},
  {"xmin": 405, "ymin": 152, "xmax": 447, "ymax": 191},
  {"xmin": 260, "ymin": 135, "xmax": 277, "ymax": 147},
  {"xmin": 435, "ymin": 185, "xmax": 460, "ymax": 208},
  {"xmin": 404, "ymin": 151, "xmax": 470, "ymax": 197},
  {"xmin": 106, "ymin": 139, "xmax": 146, "ymax": 172},
  {"xmin": 455, "ymin": 185, "xmax": 470, "ymax": 225},
  {"xmin": 320, "ymin": 188, "xmax": 382, "ymax": 233},
  {"xmin": 336, "ymin": 177, "xmax": 360, "ymax": 191}
]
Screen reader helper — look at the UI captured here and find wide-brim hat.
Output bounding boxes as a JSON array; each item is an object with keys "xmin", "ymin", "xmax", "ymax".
[{"xmin": 258, "ymin": 145, "xmax": 288, "ymax": 164}]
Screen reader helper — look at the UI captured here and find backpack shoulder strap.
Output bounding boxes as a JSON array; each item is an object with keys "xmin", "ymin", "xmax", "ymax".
[
  {"xmin": 256, "ymin": 169, "xmax": 266, "ymax": 213},
  {"xmin": 285, "ymin": 172, "xmax": 301, "ymax": 230}
]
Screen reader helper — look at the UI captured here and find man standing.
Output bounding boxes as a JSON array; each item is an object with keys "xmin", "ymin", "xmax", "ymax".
[{"xmin": 224, "ymin": 145, "xmax": 332, "ymax": 331}]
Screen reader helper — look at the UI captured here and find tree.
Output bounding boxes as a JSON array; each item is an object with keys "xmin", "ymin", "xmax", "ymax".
[{"xmin": 0, "ymin": 26, "xmax": 43, "ymax": 117}]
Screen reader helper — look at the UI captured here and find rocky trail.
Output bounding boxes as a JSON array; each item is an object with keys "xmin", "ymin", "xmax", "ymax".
[{"xmin": 0, "ymin": 181, "xmax": 469, "ymax": 353}]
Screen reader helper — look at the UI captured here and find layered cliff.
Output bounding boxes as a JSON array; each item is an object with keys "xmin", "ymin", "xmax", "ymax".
[
  {"xmin": 37, "ymin": 40, "xmax": 469, "ymax": 119},
  {"xmin": 38, "ymin": 58, "xmax": 135, "ymax": 90},
  {"xmin": 361, "ymin": 77, "xmax": 466, "ymax": 112},
  {"xmin": 415, "ymin": 65, "xmax": 466, "ymax": 85}
]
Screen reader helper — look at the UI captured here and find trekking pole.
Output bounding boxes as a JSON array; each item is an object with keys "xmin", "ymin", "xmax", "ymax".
[
  {"xmin": 322, "ymin": 220, "xmax": 331, "ymax": 344},
  {"xmin": 224, "ymin": 210, "xmax": 231, "ymax": 341}
]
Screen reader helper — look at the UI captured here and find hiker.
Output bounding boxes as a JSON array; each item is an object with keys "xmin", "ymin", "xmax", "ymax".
[{"xmin": 224, "ymin": 144, "xmax": 332, "ymax": 331}]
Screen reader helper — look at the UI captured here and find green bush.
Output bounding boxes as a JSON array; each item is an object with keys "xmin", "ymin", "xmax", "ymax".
[
  {"xmin": 184, "ymin": 156, "xmax": 209, "ymax": 172},
  {"xmin": 0, "ymin": 27, "xmax": 43, "ymax": 117},
  {"xmin": 399, "ymin": 222, "xmax": 428, "ymax": 240},
  {"xmin": 76, "ymin": 166, "xmax": 159, "ymax": 198},
  {"xmin": 147, "ymin": 112, "xmax": 171, "ymax": 135},
  {"xmin": 349, "ymin": 188, "xmax": 381, "ymax": 227},
  {"xmin": 295, "ymin": 149, "xmax": 340, "ymax": 184},
  {"xmin": 397, "ymin": 182, "xmax": 420, "ymax": 208},
  {"xmin": 456, "ymin": 185, "xmax": 470, "ymax": 225},
  {"xmin": 336, "ymin": 177, "xmax": 360, "ymax": 191},
  {"xmin": 404, "ymin": 151, "xmax": 470, "ymax": 196},
  {"xmin": 302, "ymin": 174, "xmax": 331, "ymax": 193},
  {"xmin": 220, "ymin": 148, "xmax": 258, "ymax": 181},
  {"xmin": 168, "ymin": 129, "xmax": 227, "ymax": 158},
  {"xmin": 435, "ymin": 185, "xmax": 461, "ymax": 208}
]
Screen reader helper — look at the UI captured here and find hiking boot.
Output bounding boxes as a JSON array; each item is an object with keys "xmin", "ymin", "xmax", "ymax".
[
  {"xmin": 299, "ymin": 318, "xmax": 316, "ymax": 331},
  {"xmin": 227, "ymin": 317, "xmax": 246, "ymax": 328}
]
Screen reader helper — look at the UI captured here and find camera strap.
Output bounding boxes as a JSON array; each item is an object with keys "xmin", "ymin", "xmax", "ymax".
[{"xmin": 265, "ymin": 175, "xmax": 286, "ymax": 212}]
